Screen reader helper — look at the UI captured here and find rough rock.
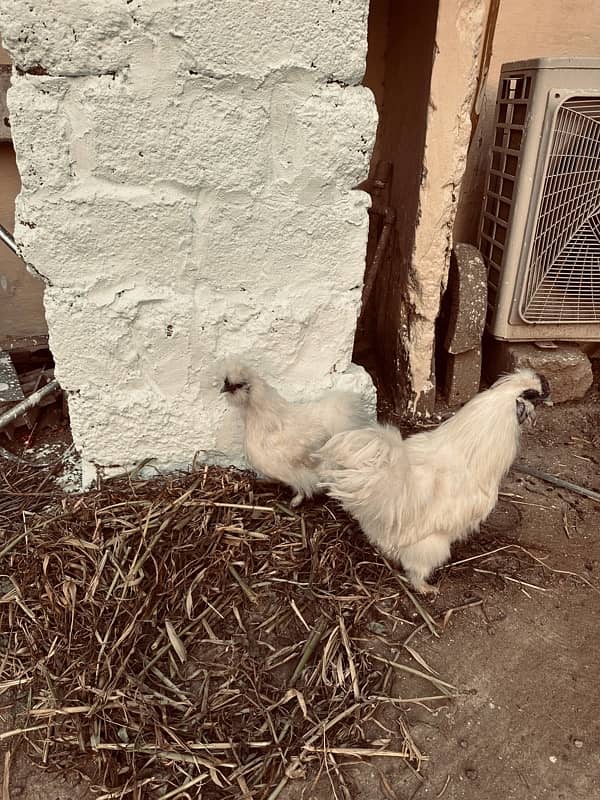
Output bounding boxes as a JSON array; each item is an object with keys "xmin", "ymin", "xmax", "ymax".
[
  {"xmin": 445, "ymin": 348, "xmax": 483, "ymax": 407},
  {"xmin": 441, "ymin": 243, "xmax": 487, "ymax": 406},
  {"xmin": 486, "ymin": 342, "xmax": 593, "ymax": 404}
]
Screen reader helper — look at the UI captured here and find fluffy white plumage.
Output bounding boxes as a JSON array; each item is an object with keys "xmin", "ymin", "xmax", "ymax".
[
  {"xmin": 316, "ymin": 369, "xmax": 550, "ymax": 594},
  {"xmin": 221, "ymin": 359, "xmax": 371, "ymax": 506}
]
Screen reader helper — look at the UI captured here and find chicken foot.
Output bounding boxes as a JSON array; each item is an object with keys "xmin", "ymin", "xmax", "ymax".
[
  {"xmin": 290, "ymin": 490, "xmax": 305, "ymax": 508},
  {"xmin": 412, "ymin": 580, "xmax": 440, "ymax": 596}
]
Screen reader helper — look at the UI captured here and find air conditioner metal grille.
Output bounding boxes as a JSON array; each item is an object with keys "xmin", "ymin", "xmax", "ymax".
[
  {"xmin": 479, "ymin": 74, "xmax": 530, "ymax": 324},
  {"xmin": 520, "ymin": 97, "xmax": 600, "ymax": 323}
]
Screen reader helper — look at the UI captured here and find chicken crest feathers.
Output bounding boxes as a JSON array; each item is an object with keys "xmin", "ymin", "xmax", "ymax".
[
  {"xmin": 489, "ymin": 367, "xmax": 549, "ymax": 398},
  {"xmin": 221, "ymin": 356, "xmax": 257, "ymax": 385}
]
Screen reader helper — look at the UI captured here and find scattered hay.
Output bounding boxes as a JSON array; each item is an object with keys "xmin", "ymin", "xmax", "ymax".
[
  {"xmin": 1, "ymin": 457, "xmax": 580, "ymax": 798},
  {"xmin": 0, "ymin": 462, "xmax": 444, "ymax": 798}
]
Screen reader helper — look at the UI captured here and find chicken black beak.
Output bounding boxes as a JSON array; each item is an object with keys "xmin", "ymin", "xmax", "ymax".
[
  {"xmin": 220, "ymin": 378, "xmax": 248, "ymax": 394},
  {"xmin": 539, "ymin": 374, "xmax": 551, "ymax": 401}
]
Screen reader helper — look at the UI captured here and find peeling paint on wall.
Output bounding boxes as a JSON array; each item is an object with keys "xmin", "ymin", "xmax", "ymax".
[
  {"xmin": 0, "ymin": 0, "xmax": 377, "ymax": 480},
  {"xmin": 405, "ymin": 0, "xmax": 486, "ymax": 414}
]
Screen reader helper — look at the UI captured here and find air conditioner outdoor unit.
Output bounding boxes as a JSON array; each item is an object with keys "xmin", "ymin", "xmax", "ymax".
[{"xmin": 479, "ymin": 57, "xmax": 600, "ymax": 342}]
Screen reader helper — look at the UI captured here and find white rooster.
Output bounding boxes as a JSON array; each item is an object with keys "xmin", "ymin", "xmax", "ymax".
[
  {"xmin": 316, "ymin": 369, "xmax": 550, "ymax": 594},
  {"xmin": 220, "ymin": 360, "xmax": 371, "ymax": 507}
]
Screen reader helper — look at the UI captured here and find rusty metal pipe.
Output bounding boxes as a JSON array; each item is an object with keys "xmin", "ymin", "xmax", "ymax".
[
  {"xmin": 361, "ymin": 207, "xmax": 395, "ymax": 312},
  {"xmin": 0, "ymin": 223, "xmax": 20, "ymax": 258},
  {"xmin": 0, "ymin": 379, "xmax": 60, "ymax": 432}
]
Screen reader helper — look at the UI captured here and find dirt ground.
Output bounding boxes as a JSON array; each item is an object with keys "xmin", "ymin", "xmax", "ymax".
[{"xmin": 1, "ymin": 380, "xmax": 599, "ymax": 800}]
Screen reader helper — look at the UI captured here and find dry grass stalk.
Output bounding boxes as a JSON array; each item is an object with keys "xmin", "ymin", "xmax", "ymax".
[{"xmin": 2, "ymin": 750, "xmax": 10, "ymax": 800}]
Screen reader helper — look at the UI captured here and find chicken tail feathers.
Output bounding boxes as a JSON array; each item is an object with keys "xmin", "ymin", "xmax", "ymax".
[
  {"xmin": 318, "ymin": 425, "xmax": 400, "ymax": 470},
  {"xmin": 316, "ymin": 425, "xmax": 405, "ymax": 498}
]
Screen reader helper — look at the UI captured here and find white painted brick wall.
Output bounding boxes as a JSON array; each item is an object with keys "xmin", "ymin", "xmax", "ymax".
[{"xmin": 0, "ymin": 0, "xmax": 377, "ymax": 479}]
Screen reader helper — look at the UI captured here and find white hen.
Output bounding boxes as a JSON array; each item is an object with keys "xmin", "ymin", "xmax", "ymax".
[
  {"xmin": 317, "ymin": 369, "xmax": 550, "ymax": 593},
  {"xmin": 221, "ymin": 360, "xmax": 371, "ymax": 506}
]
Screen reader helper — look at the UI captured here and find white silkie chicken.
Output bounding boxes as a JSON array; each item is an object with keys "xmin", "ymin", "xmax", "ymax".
[
  {"xmin": 316, "ymin": 369, "xmax": 550, "ymax": 594},
  {"xmin": 220, "ymin": 360, "xmax": 371, "ymax": 507}
]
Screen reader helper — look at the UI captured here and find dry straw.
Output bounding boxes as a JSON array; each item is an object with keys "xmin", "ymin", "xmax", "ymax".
[{"xmin": 1, "ymin": 457, "xmax": 577, "ymax": 797}]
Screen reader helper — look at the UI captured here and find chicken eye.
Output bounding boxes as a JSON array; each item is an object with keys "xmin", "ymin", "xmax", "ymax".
[
  {"xmin": 516, "ymin": 398, "xmax": 527, "ymax": 423},
  {"xmin": 521, "ymin": 389, "xmax": 540, "ymax": 402}
]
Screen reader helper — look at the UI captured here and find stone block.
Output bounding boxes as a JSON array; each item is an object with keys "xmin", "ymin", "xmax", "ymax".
[
  {"xmin": 270, "ymin": 83, "xmax": 377, "ymax": 193},
  {"xmin": 17, "ymin": 193, "xmax": 197, "ymax": 289},
  {"xmin": 199, "ymin": 190, "xmax": 371, "ymax": 293},
  {"xmin": 136, "ymin": 0, "xmax": 370, "ymax": 83},
  {"xmin": 0, "ymin": 1, "xmax": 135, "ymax": 75},
  {"xmin": 485, "ymin": 342, "xmax": 593, "ymax": 404},
  {"xmin": 444, "ymin": 348, "xmax": 482, "ymax": 407},
  {"xmin": 443, "ymin": 244, "xmax": 487, "ymax": 355},
  {"xmin": 7, "ymin": 77, "xmax": 72, "ymax": 191},
  {"xmin": 439, "ymin": 244, "xmax": 486, "ymax": 406},
  {"xmin": 73, "ymin": 74, "xmax": 270, "ymax": 192}
]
